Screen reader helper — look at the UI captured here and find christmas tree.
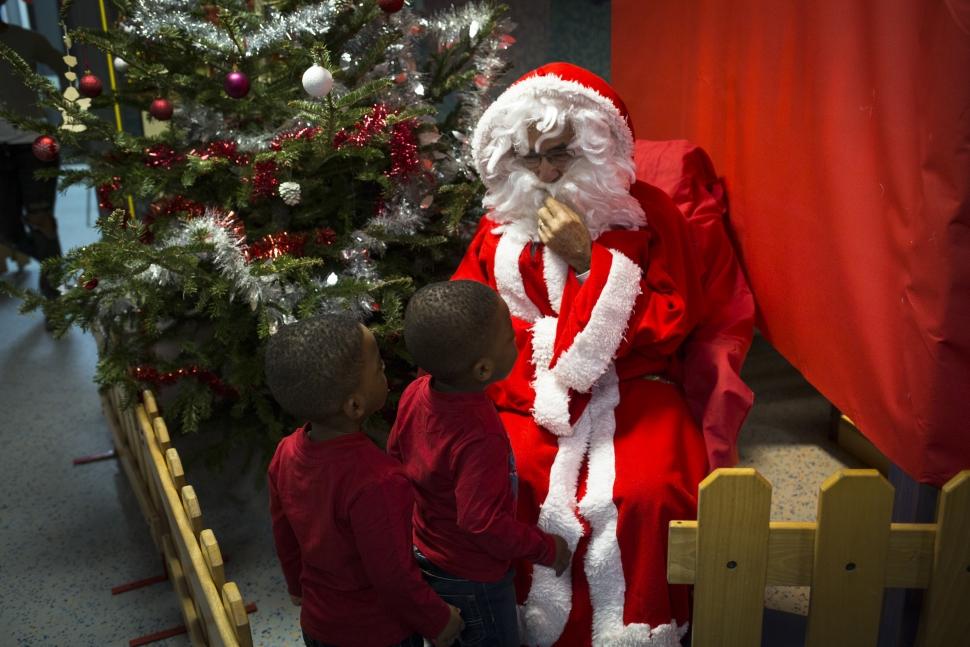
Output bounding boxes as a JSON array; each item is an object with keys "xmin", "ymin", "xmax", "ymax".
[{"xmin": 0, "ymin": 0, "xmax": 514, "ymax": 457}]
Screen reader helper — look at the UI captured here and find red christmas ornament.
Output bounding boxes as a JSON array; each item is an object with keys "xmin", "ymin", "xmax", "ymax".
[
  {"xmin": 378, "ymin": 0, "xmax": 405, "ymax": 13},
  {"xmin": 149, "ymin": 98, "xmax": 174, "ymax": 121},
  {"xmin": 83, "ymin": 278, "xmax": 99, "ymax": 290},
  {"xmin": 79, "ymin": 72, "xmax": 103, "ymax": 98},
  {"xmin": 224, "ymin": 71, "xmax": 250, "ymax": 99},
  {"xmin": 31, "ymin": 135, "xmax": 59, "ymax": 162}
]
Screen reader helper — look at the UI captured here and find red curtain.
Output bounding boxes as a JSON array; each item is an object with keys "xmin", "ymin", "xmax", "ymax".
[{"xmin": 612, "ymin": 0, "xmax": 970, "ymax": 485}]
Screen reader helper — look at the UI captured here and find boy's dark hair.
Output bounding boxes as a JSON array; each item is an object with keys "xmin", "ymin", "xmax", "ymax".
[
  {"xmin": 264, "ymin": 314, "xmax": 363, "ymax": 421},
  {"xmin": 404, "ymin": 280, "xmax": 504, "ymax": 382}
]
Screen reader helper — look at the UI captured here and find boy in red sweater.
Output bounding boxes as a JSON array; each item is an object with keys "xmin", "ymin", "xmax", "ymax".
[
  {"xmin": 388, "ymin": 281, "xmax": 572, "ymax": 646},
  {"xmin": 265, "ymin": 314, "xmax": 464, "ymax": 647}
]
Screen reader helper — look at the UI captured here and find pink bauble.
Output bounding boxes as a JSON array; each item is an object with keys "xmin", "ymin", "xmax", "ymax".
[
  {"xmin": 31, "ymin": 135, "xmax": 60, "ymax": 162},
  {"xmin": 149, "ymin": 98, "xmax": 174, "ymax": 121},
  {"xmin": 224, "ymin": 71, "xmax": 250, "ymax": 99},
  {"xmin": 79, "ymin": 73, "xmax": 103, "ymax": 98},
  {"xmin": 378, "ymin": 0, "xmax": 405, "ymax": 13}
]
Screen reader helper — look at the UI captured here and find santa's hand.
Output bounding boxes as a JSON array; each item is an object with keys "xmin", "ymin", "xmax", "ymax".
[{"xmin": 538, "ymin": 196, "xmax": 592, "ymax": 273}]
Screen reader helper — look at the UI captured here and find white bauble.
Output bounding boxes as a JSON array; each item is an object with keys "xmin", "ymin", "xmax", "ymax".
[
  {"xmin": 113, "ymin": 56, "xmax": 129, "ymax": 73},
  {"xmin": 301, "ymin": 65, "xmax": 333, "ymax": 98}
]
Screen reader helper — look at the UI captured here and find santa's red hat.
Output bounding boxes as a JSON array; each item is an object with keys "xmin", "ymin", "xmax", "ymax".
[{"xmin": 471, "ymin": 62, "xmax": 636, "ymax": 177}]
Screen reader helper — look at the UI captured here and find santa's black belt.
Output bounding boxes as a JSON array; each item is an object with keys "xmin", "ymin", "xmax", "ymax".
[{"xmin": 640, "ymin": 374, "xmax": 677, "ymax": 386}]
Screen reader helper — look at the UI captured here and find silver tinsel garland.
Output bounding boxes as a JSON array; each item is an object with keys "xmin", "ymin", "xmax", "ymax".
[{"xmin": 123, "ymin": 0, "xmax": 342, "ymax": 58}]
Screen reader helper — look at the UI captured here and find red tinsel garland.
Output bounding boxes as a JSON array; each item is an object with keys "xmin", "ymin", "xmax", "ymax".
[
  {"xmin": 140, "ymin": 196, "xmax": 208, "ymax": 243},
  {"xmin": 387, "ymin": 119, "xmax": 419, "ymax": 180},
  {"xmin": 188, "ymin": 139, "xmax": 252, "ymax": 165},
  {"xmin": 131, "ymin": 364, "xmax": 238, "ymax": 398},
  {"xmin": 270, "ymin": 126, "xmax": 322, "ymax": 151},
  {"xmin": 244, "ymin": 226, "xmax": 336, "ymax": 262},
  {"xmin": 144, "ymin": 143, "xmax": 185, "ymax": 169},
  {"xmin": 96, "ymin": 176, "xmax": 122, "ymax": 210},
  {"xmin": 315, "ymin": 227, "xmax": 337, "ymax": 246},
  {"xmin": 249, "ymin": 159, "xmax": 280, "ymax": 199},
  {"xmin": 333, "ymin": 103, "xmax": 389, "ymax": 149}
]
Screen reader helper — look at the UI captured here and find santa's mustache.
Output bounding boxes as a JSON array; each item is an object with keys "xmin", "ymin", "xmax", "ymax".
[{"xmin": 483, "ymin": 156, "xmax": 646, "ymax": 240}]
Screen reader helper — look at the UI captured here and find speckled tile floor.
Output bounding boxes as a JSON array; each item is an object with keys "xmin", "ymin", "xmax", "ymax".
[{"xmin": 1, "ymin": 181, "xmax": 856, "ymax": 646}]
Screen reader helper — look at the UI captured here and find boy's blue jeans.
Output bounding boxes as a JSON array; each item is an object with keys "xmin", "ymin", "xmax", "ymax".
[
  {"xmin": 414, "ymin": 548, "xmax": 520, "ymax": 647},
  {"xmin": 302, "ymin": 630, "xmax": 423, "ymax": 647}
]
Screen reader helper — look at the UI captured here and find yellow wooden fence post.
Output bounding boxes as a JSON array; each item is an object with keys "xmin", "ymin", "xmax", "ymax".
[
  {"xmin": 691, "ymin": 468, "xmax": 772, "ymax": 647},
  {"xmin": 916, "ymin": 470, "xmax": 970, "ymax": 646},
  {"xmin": 805, "ymin": 469, "xmax": 894, "ymax": 647}
]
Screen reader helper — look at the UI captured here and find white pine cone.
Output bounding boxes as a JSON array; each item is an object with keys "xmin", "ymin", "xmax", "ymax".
[{"xmin": 279, "ymin": 181, "xmax": 301, "ymax": 206}]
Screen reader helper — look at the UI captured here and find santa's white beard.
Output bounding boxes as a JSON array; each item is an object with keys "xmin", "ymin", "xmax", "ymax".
[{"xmin": 483, "ymin": 156, "xmax": 646, "ymax": 241}]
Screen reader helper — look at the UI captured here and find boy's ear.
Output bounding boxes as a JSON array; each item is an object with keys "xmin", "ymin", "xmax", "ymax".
[
  {"xmin": 341, "ymin": 392, "xmax": 366, "ymax": 421},
  {"xmin": 473, "ymin": 357, "xmax": 495, "ymax": 383}
]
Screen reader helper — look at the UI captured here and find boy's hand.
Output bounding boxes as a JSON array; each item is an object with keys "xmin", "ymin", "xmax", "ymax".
[
  {"xmin": 551, "ymin": 534, "xmax": 572, "ymax": 577},
  {"xmin": 434, "ymin": 604, "xmax": 464, "ymax": 646},
  {"xmin": 289, "ymin": 595, "xmax": 302, "ymax": 606}
]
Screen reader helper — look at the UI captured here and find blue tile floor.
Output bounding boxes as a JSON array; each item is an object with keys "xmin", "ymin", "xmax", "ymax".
[{"xmin": 0, "ymin": 179, "xmax": 856, "ymax": 646}]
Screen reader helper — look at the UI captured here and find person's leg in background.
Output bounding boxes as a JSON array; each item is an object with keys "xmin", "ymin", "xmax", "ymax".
[
  {"xmin": 14, "ymin": 143, "xmax": 61, "ymax": 298},
  {"xmin": 0, "ymin": 142, "xmax": 34, "ymax": 272}
]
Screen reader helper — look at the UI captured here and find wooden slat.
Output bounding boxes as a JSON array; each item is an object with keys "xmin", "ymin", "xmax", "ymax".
[
  {"xmin": 145, "ymin": 418, "xmax": 241, "ymax": 646},
  {"xmin": 691, "ymin": 468, "xmax": 772, "ymax": 647},
  {"xmin": 200, "ymin": 530, "xmax": 226, "ymax": 591},
  {"xmin": 917, "ymin": 470, "xmax": 970, "ymax": 647},
  {"xmin": 143, "ymin": 389, "xmax": 160, "ymax": 420},
  {"xmin": 836, "ymin": 415, "xmax": 892, "ymax": 477},
  {"xmin": 100, "ymin": 390, "xmax": 162, "ymax": 549},
  {"xmin": 161, "ymin": 534, "xmax": 206, "ymax": 646},
  {"xmin": 668, "ymin": 521, "xmax": 935, "ymax": 588},
  {"xmin": 222, "ymin": 582, "xmax": 253, "ymax": 647},
  {"xmin": 806, "ymin": 470, "xmax": 894, "ymax": 647},
  {"xmin": 181, "ymin": 486, "xmax": 204, "ymax": 538},
  {"xmin": 134, "ymin": 405, "xmax": 155, "ymax": 483},
  {"xmin": 152, "ymin": 416, "xmax": 171, "ymax": 453},
  {"xmin": 886, "ymin": 524, "xmax": 936, "ymax": 588},
  {"xmin": 166, "ymin": 448, "xmax": 187, "ymax": 492}
]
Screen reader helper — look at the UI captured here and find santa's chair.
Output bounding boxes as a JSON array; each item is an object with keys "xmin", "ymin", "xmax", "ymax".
[{"xmin": 633, "ymin": 139, "xmax": 756, "ymax": 471}]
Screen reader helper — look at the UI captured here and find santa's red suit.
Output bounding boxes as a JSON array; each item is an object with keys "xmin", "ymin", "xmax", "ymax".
[{"xmin": 451, "ymin": 64, "xmax": 746, "ymax": 646}]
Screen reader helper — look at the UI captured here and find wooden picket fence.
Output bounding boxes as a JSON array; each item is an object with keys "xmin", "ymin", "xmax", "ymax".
[
  {"xmin": 668, "ymin": 467, "xmax": 970, "ymax": 647},
  {"xmin": 101, "ymin": 385, "xmax": 254, "ymax": 647}
]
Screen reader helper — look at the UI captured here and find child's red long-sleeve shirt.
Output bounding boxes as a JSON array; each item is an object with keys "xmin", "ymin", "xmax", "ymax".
[
  {"xmin": 268, "ymin": 426, "xmax": 449, "ymax": 646},
  {"xmin": 387, "ymin": 375, "xmax": 556, "ymax": 582}
]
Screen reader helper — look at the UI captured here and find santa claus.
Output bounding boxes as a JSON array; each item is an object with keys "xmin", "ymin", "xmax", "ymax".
[{"xmin": 451, "ymin": 63, "xmax": 716, "ymax": 646}]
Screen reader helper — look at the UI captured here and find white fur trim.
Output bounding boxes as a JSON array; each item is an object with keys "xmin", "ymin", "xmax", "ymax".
[
  {"xmin": 494, "ymin": 232, "xmax": 542, "ymax": 322},
  {"xmin": 530, "ymin": 316, "xmax": 572, "ymax": 437},
  {"xmin": 542, "ymin": 246, "xmax": 568, "ymax": 314},
  {"xmin": 579, "ymin": 369, "xmax": 687, "ymax": 646},
  {"xmin": 519, "ymin": 402, "xmax": 593, "ymax": 646},
  {"xmin": 531, "ymin": 318, "xmax": 571, "ymax": 436},
  {"xmin": 472, "ymin": 73, "xmax": 634, "ymax": 180},
  {"xmin": 551, "ymin": 249, "xmax": 642, "ymax": 393}
]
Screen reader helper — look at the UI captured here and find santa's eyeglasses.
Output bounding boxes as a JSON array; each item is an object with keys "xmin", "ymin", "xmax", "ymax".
[{"xmin": 517, "ymin": 145, "xmax": 576, "ymax": 171}]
